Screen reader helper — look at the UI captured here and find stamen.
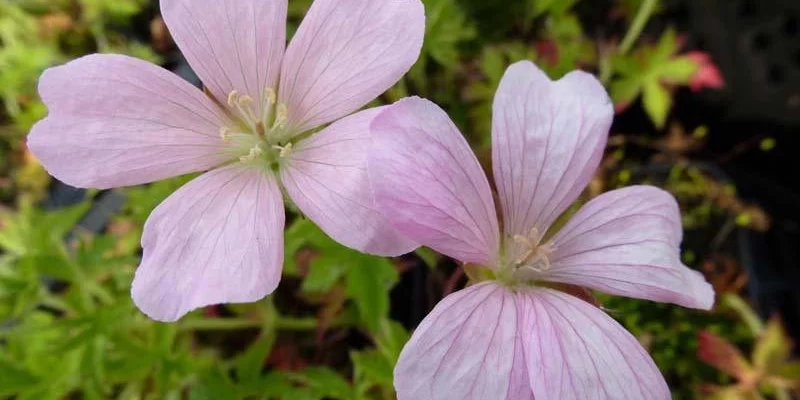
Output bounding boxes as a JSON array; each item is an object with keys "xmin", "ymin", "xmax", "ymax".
[
  {"xmin": 239, "ymin": 145, "xmax": 264, "ymax": 163},
  {"xmin": 263, "ymin": 87, "xmax": 276, "ymax": 106},
  {"xmin": 511, "ymin": 226, "xmax": 555, "ymax": 272},
  {"xmin": 272, "ymin": 103, "xmax": 288, "ymax": 129},
  {"xmin": 272, "ymin": 143, "xmax": 293, "ymax": 158},
  {"xmin": 219, "ymin": 126, "xmax": 231, "ymax": 142},
  {"xmin": 227, "ymin": 90, "xmax": 239, "ymax": 107}
]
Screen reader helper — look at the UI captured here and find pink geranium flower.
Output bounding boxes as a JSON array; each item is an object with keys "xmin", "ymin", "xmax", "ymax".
[
  {"xmin": 27, "ymin": 0, "xmax": 424, "ymax": 321},
  {"xmin": 368, "ymin": 61, "xmax": 715, "ymax": 399}
]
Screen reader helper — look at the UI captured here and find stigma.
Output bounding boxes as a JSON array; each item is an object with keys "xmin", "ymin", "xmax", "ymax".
[{"xmin": 511, "ymin": 226, "xmax": 556, "ymax": 274}]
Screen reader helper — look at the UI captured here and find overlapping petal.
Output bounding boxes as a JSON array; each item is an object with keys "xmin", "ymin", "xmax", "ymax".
[
  {"xmin": 131, "ymin": 165, "xmax": 285, "ymax": 322},
  {"xmin": 161, "ymin": 0, "xmax": 287, "ymax": 108},
  {"xmin": 281, "ymin": 107, "xmax": 417, "ymax": 256},
  {"xmin": 394, "ymin": 283, "xmax": 670, "ymax": 400},
  {"xmin": 394, "ymin": 282, "xmax": 519, "ymax": 400},
  {"xmin": 279, "ymin": 0, "xmax": 425, "ymax": 132},
  {"xmin": 368, "ymin": 98, "xmax": 500, "ymax": 265},
  {"xmin": 545, "ymin": 186, "xmax": 714, "ymax": 310},
  {"xmin": 519, "ymin": 288, "xmax": 670, "ymax": 400},
  {"xmin": 492, "ymin": 61, "xmax": 613, "ymax": 260},
  {"xmin": 28, "ymin": 54, "xmax": 230, "ymax": 189}
]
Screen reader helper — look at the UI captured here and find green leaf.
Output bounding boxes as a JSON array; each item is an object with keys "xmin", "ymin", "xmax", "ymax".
[
  {"xmin": 652, "ymin": 28, "xmax": 680, "ymax": 63},
  {"xmin": 302, "ymin": 257, "xmax": 349, "ymax": 293},
  {"xmin": 346, "ymin": 256, "xmax": 398, "ymax": 333},
  {"xmin": 773, "ymin": 361, "xmax": 800, "ymax": 381},
  {"xmin": 375, "ymin": 320, "xmax": 410, "ymax": 363},
  {"xmin": 288, "ymin": 366, "xmax": 354, "ymax": 400},
  {"xmin": 235, "ymin": 331, "xmax": 277, "ymax": 389},
  {"xmin": 642, "ymin": 79, "xmax": 671, "ymax": 129},
  {"xmin": 0, "ymin": 355, "xmax": 40, "ymax": 395},
  {"xmin": 189, "ymin": 367, "xmax": 239, "ymax": 400},
  {"xmin": 753, "ymin": 317, "xmax": 792, "ymax": 373},
  {"xmin": 351, "ymin": 350, "xmax": 394, "ymax": 388},
  {"xmin": 609, "ymin": 77, "xmax": 642, "ymax": 108},
  {"xmin": 658, "ymin": 57, "xmax": 698, "ymax": 83}
]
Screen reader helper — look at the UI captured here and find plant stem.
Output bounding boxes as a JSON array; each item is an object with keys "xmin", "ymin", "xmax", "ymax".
[
  {"xmin": 618, "ymin": 0, "xmax": 658, "ymax": 56},
  {"xmin": 178, "ymin": 315, "xmax": 345, "ymax": 332}
]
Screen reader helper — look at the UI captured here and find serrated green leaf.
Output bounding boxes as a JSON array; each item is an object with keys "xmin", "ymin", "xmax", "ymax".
[
  {"xmin": 351, "ymin": 350, "xmax": 394, "ymax": 388},
  {"xmin": 189, "ymin": 367, "xmax": 239, "ymax": 400},
  {"xmin": 302, "ymin": 256, "xmax": 349, "ymax": 293},
  {"xmin": 376, "ymin": 320, "xmax": 410, "ymax": 363},
  {"xmin": 346, "ymin": 257, "xmax": 398, "ymax": 333},
  {"xmin": 236, "ymin": 330, "xmax": 277, "ymax": 389},
  {"xmin": 753, "ymin": 317, "xmax": 792, "ymax": 374},
  {"xmin": 288, "ymin": 366, "xmax": 353, "ymax": 400},
  {"xmin": 658, "ymin": 57, "xmax": 698, "ymax": 83},
  {"xmin": 642, "ymin": 79, "xmax": 671, "ymax": 129},
  {"xmin": 0, "ymin": 355, "xmax": 40, "ymax": 395},
  {"xmin": 653, "ymin": 28, "xmax": 680, "ymax": 63}
]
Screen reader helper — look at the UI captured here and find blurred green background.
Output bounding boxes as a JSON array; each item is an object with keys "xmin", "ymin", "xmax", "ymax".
[{"xmin": 1, "ymin": 0, "xmax": 798, "ymax": 399}]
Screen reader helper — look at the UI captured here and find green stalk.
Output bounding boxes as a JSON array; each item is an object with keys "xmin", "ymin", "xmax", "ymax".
[{"xmin": 618, "ymin": 0, "xmax": 658, "ymax": 56}]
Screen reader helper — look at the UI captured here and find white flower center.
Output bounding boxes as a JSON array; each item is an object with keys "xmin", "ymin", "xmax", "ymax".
[
  {"xmin": 218, "ymin": 87, "xmax": 294, "ymax": 168},
  {"xmin": 498, "ymin": 226, "xmax": 556, "ymax": 285}
]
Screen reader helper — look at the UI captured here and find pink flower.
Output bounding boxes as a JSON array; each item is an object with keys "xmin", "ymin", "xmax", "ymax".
[
  {"xmin": 685, "ymin": 51, "xmax": 725, "ymax": 92},
  {"xmin": 27, "ymin": 0, "xmax": 424, "ymax": 321},
  {"xmin": 368, "ymin": 61, "xmax": 715, "ymax": 399}
]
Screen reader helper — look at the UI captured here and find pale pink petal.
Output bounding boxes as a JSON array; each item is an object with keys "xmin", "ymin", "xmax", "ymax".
[
  {"xmin": 394, "ymin": 282, "xmax": 521, "ymax": 400},
  {"xmin": 278, "ymin": 0, "xmax": 424, "ymax": 132},
  {"xmin": 161, "ymin": 0, "xmax": 286, "ymax": 107},
  {"xmin": 520, "ymin": 288, "xmax": 670, "ymax": 400},
  {"xmin": 545, "ymin": 186, "xmax": 714, "ymax": 310},
  {"xmin": 281, "ymin": 107, "xmax": 416, "ymax": 256},
  {"xmin": 368, "ymin": 97, "xmax": 500, "ymax": 265},
  {"xmin": 394, "ymin": 283, "xmax": 668, "ymax": 399},
  {"xmin": 492, "ymin": 61, "xmax": 613, "ymax": 257},
  {"xmin": 131, "ymin": 165, "xmax": 284, "ymax": 322},
  {"xmin": 27, "ymin": 54, "xmax": 230, "ymax": 189}
]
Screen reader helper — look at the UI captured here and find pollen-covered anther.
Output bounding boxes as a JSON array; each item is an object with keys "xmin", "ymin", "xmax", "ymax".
[
  {"xmin": 219, "ymin": 126, "xmax": 232, "ymax": 142},
  {"xmin": 272, "ymin": 103, "xmax": 288, "ymax": 129},
  {"xmin": 239, "ymin": 145, "xmax": 264, "ymax": 163},
  {"xmin": 272, "ymin": 143, "xmax": 293, "ymax": 158},
  {"xmin": 262, "ymin": 87, "xmax": 277, "ymax": 107}
]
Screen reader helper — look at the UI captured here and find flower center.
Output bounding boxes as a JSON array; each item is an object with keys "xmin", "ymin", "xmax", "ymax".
[
  {"xmin": 497, "ymin": 226, "xmax": 556, "ymax": 286},
  {"xmin": 218, "ymin": 88, "xmax": 295, "ymax": 169}
]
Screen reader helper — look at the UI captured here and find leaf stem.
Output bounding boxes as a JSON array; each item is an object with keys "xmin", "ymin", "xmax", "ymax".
[{"xmin": 618, "ymin": 0, "xmax": 658, "ymax": 56}]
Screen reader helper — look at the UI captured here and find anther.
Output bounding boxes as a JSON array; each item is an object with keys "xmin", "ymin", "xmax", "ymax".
[
  {"xmin": 239, "ymin": 145, "xmax": 264, "ymax": 163},
  {"xmin": 263, "ymin": 87, "xmax": 277, "ymax": 106},
  {"xmin": 227, "ymin": 90, "xmax": 239, "ymax": 107},
  {"xmin": 219, "ymin": 126, "xmax": 231, "ymax": 141},
  {"xmin": 272, "ymin": 143, "xmax": 293, "ymax": 158},
  {"xmin": 272, "ymin": 103, "xmax": 288, "ymax": 129}
]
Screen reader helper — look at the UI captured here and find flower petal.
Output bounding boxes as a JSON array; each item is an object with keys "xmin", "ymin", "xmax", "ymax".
[
  {"xmin": 368, "ymin": 98, "xmax": 500, "ymax": 265},
  {"xmin": 546, "ymin": 186, "xmax": 714, "ymax": 310},
  {"xmin": 394, "ymin": 283, "xmax": 669, "ymax": 399},
  {"xmin": 131, "ymin": 165, "xmax": 284, "ymax": 322},
  {"xmin": 161, "ymin": 0, "xmax": 286, "ymax": 107},
  {"xmin": 279, "ymin": 0, "xmax": 424, "ymax": 132},
  {"xmin": 394, "ymin": 282, "xmax": 521, "ymax": 400},
  {"xmin": 28, "ymin": 54, "xmax": 230, "ymax": 189},
  {"xmin": 281, "ymin": 107, "xmax": 417, "ymax": 256},
  {"xmin": 492, "ymin": 61, "xmax": 613, "ymax": 252},
  {"xmin": 520, "ymin": 288, "xmax": 670, "ymax": 400}
]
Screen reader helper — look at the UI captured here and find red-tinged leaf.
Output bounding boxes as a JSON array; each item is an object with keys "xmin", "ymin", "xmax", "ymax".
[{"xmin": 698, "ymin": 330, "xmax": 753, "ymax": 380}]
